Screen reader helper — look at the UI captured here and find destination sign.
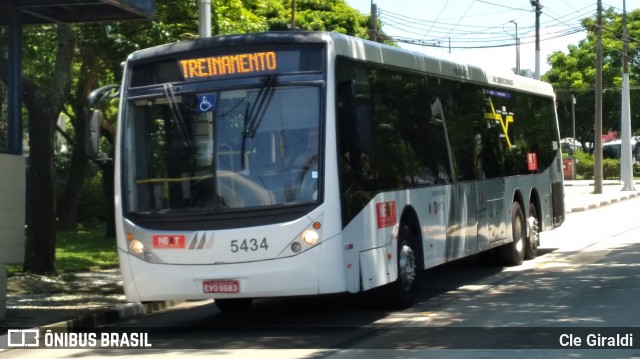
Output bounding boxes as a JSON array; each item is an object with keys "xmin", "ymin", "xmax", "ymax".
[{"xmin": 179, "ymin": 51, "xmax": 278, "ymax": 80}]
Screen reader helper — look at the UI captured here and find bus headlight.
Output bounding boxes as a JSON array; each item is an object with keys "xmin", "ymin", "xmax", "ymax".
[
  {"xmin": 130, "ymin": 240, "xmax": 145, "ymax": 254},
  {"xmin": 301, "ymin": 229, "xmax": 319, "ymax": 245}
]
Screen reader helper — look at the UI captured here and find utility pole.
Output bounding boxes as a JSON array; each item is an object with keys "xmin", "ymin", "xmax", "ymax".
[
  {"xmin": 291, "ymin": 0, "xmax": 296, "ymax": 30},
  {"xmin": 510, "ymin": 20, "xmax": 520, "ymax": 75},
  {"xmin": 530, "ymin": 0, "xmax": 542, "ymax": 80},
  {"xmin": 621, "ymin": 0, "xmax": 635, "ymax": 190},
  {"xmin": 572, "ymin": 94, "xmax": 577, "ymax": 180},
  {"xmin": 594, "ymin": 0, "xmax": 604, "ymax": 194},
  {"xmin": 198, "ymin": 0, "xmax": 211, "ymax": 37},
  {"xmin": 370, "ymin": 2, "xmax": 378, "ymax": 42}
]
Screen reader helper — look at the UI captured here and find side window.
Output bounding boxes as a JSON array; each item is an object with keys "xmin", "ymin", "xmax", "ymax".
[
  {"xmin": 336, "ymin": 59, "xmax": 456, "ymax": 226},
  {"xmin": 0, "ymin": 78, "xmax": 6, "ymax": 152},
  {"xmin": 0, "ymin": 26, "xmax": 7, "ymax": 152}
]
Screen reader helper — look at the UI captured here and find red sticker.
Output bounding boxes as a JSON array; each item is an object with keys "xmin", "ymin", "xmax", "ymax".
[
  {"xmin": 153, "ymin": 235, "xmax": 186, "ymax": 249},
  {"xmin": 527, "ymin": 152, "xmax": 538, "ymax": 171},
  {"xmin": 376, "ymin": 201, "xmax": 397, "ymax": 229}
]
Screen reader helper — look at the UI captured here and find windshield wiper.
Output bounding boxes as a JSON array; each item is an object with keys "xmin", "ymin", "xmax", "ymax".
[
  {"xmin": 163, "ymin": 83, "xmax": 194, "ymax": 149},
  {"xmin": 243, "ymin": 75, "xmax": 277, "ymax": 138},
  {"xmin": 240, "ymin": 76, "xmax": 277, "ymax": 169}
]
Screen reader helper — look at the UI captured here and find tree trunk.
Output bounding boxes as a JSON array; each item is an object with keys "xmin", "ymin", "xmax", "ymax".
[
  {"xmin": 24, "ymin": 98, "xmax": 57, "ymax": 275},
  {"xmin": 57, "ymin": 47, "xmax": 98, "ymax": 230},
  {"xmin": 23, "ymin": 24, "xmax": 75, "ymax": 275}
]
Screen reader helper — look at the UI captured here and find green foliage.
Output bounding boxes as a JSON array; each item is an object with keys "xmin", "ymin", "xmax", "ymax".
[
  {"xmin": 8, "ymin": 223, "xmax": 117, "ymax": 274},
  {"xmin": 55, "ymin": 222, "xmax": 118, "ymax": 272},
  {"xmin": 602, "ymin": 158, "xmax": 621, "ymax": 179},
  {"xmin": 575, "ymin": 150, "xmax": 594, "ymax": 179},
  {"xmin": 544, "ymin": 7, "xmax": 640, "ymax": 146},
  {"xmin": 573, "ymin": 150, "xmax": 622, "ymax": 179},
  {"xmin": 77, "ymin": 163, "xmax": 107, "ymax": 224}
]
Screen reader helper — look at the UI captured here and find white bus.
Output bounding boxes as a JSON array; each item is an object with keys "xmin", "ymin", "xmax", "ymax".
[
  {"xmin": 89, "ymin": 31, "xmax": 565, "ymax": 311},
  {"xmin": 603, "ymin": 137, "xmax": 640, "ymax": 163}
]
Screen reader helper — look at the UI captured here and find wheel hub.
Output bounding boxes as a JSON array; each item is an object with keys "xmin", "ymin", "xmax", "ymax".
[{"xmin": 399, "ymin": 243, "xmax": 416, "ymax": 290}]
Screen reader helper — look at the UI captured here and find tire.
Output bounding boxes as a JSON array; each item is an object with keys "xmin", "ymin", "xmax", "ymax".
[
  {"xmin": 214, "ymin": 298, "xmax": 253, "ymax": 313},
  {"xmin": 498, "ymin": 201, "xmax": 525, "ymax": 266},
  {"xmin": 384, "ymin": 225, "xmax": 418, "ymax": 309},
  {"xmin": 524, "ymin": 202, "xmax": 538, "ymax": 260}
]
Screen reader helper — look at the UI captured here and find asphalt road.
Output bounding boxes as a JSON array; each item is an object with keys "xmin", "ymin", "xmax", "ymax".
[{"xmin": 3, "ymin": 195, "xmax": 640, "ymax": 358}]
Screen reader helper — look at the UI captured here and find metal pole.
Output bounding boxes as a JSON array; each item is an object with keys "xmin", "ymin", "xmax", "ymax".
[
  {"xmin": 572, "ymin": 94, "xmax": 577, "ymax": 180},
  {"xmin": 621, "ymin": 0, "xmax": 635, "ymax": 190},
  {"xmin": 370, "ymin": 2, "xmax": 377, "ymax": 41},
  {"xmin": 530, "ymin": 0, "xmax": 542, "ymax": 80},
  {"xmin": 594, "ymin": 0, "xmax": 604, "ymax": 194},
  {"xmin": 510, "ymin": 20, "xmax": 520, "ymax": 75},
  {"xmin": 7, "ymin": 5, "xmax": 22, "ymax": 154},
  {"xmin": 291, "ymin": 0, "xmax": 296, "ymax": 30},
  {"xmin": 198, "ymin": 0, "xmax": 211, "ymax": 37}
]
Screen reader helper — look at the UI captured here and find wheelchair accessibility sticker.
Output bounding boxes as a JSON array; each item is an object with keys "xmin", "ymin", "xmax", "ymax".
[{"xmin": 197, "ymin": 93, "xmax": 217, "ymax": 113}]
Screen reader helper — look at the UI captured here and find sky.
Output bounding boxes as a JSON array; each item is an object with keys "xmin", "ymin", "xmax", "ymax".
[{"xmin": 345, "ymin": 0, "xmax": 640, "ymax": 75}]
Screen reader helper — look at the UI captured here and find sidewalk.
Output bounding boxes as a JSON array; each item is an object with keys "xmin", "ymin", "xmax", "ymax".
[
  {"xmin": 563, "ymin": 179, "xmax": 640, "ymax": 213},
  {"xmin": 2, "ymin": 179, "xmax": 640, "ymax": 338}
]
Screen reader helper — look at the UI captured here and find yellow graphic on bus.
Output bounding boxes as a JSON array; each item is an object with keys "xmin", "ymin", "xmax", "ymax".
[{"xmin": 483, "ymin": 97, "xmax": 514, "ymax": 149}]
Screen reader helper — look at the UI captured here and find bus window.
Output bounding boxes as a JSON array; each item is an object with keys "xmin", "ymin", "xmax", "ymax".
[{"xmin": 125, "ymin": 85, "xmax": 322, "ymax": 213}]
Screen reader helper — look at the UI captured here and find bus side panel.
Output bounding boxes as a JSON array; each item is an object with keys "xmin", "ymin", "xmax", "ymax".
[
  {"xmin": 445, "ymin": 182, "xmax": 479, "ymax": 261},
  {"xmin": 359, "ymin": 244, "xmax": 396, "ymax": 291}
]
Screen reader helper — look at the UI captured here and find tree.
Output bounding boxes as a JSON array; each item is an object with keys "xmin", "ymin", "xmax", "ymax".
[
  {"xmin": 14, "ymin": 0, "xmax": 374, "ymax": 274},
  {"xmin": 544, "ymin": 7, "xmax": 640, "ymax": 148},
  {"xmin": 22, "ymin": 24, "xmax": 75, "ymax": 275}
]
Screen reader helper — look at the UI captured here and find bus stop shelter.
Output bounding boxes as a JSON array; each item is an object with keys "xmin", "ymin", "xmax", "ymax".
[{"xmin": 0, "ymin": 0, "xmax": 155, "ymax": 321}]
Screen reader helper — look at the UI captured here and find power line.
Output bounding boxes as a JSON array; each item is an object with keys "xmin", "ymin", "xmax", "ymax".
[
  {"xmin": 377, "ymin": 2, "xmax": 597, "ymax": 54},
  {"xmin": 421, "ymin": 0, "xmax": 451, "ymax": 40},
  {"xmin": 475, "ymin": 0, "xmax": 528, "ymax": 12},
  {"xmin": 444, "ymin": 0, "xmax": 477, "ymax": 39},
  {"xmin": 391, "ymin": 28, "xmax": 583, "ymax": 50}
]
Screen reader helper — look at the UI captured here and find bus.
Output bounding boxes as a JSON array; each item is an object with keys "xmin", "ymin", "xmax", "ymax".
[
  {"xmin": 603, "ymin": 137, "xmax": 640, "ymax": 163},
  {"xmin": 88, "ymin": 31, "xmax": 565, "ymax": 311}
]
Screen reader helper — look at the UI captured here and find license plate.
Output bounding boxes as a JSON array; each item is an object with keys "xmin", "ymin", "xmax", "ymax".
[{"xmin": 203, "ymin": 280, "xmax": 240, "ymax": 294}]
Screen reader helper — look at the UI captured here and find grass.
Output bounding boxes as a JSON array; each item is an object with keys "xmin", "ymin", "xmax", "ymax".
[{"xmin": 8, "ymin": 223, "xmax": 119, "ymax": 274}]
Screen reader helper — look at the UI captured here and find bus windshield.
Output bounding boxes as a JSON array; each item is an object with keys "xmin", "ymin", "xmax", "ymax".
[{"xmin": 124, "ymin": 84, "xmax": 321, "ymax": 214}]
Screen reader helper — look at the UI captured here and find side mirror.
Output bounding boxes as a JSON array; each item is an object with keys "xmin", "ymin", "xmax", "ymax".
[{"xmin": 85, "ymin": 109, "xmax": 102, "ymax": 158}]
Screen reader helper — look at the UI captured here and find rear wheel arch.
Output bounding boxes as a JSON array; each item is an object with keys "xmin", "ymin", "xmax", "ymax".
[{"xmin": 528, "ymin": 188, "xmax": 541, "ymax": 223}]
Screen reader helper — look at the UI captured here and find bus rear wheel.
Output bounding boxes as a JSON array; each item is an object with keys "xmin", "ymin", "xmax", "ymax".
[
  {"xmin": 498, "ymin": 201, "xmax": 525, "ymax": 266},
  {"xmin": 524, "ymin": 203, "xmax": 539, "ymax": 260},
  {"xmin": 214, "ymin": 298, "xmax": 253, "ymax": 313}
]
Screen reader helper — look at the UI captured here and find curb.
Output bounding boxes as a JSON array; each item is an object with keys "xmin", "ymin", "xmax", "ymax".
[
  {"xmin": 567, "ymin": 192, "xmax": 640, "ymax": 213},
  {"xmin": 563, "ymin": 182, "xmax": 640, "ymax": 186},
  {"xmin": 40, "ymin": 300, "xmax": 184, "ymax": 331}
]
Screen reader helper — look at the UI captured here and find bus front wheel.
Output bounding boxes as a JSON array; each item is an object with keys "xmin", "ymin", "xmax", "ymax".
[
  {"xmin": 498, "ymin": 201, "xmax": 525, "ymax": 266},
  {"xmin": 384, "ymin": 225, "xmax": 418, "ymax": 309}
]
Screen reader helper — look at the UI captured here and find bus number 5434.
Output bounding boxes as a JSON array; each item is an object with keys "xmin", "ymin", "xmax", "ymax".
[{"xmin": 230, "ymin": 238, "xmax": 269, "ymax": 253}]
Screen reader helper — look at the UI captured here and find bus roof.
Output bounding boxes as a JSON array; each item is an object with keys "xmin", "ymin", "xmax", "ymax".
[
  {"xmin": 127, "ymin": 31, "xmax": 555, "ymax": 98},
  {"xmin": 327, "ymin": 32, "xmax": 555, "ymax": 98}
]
